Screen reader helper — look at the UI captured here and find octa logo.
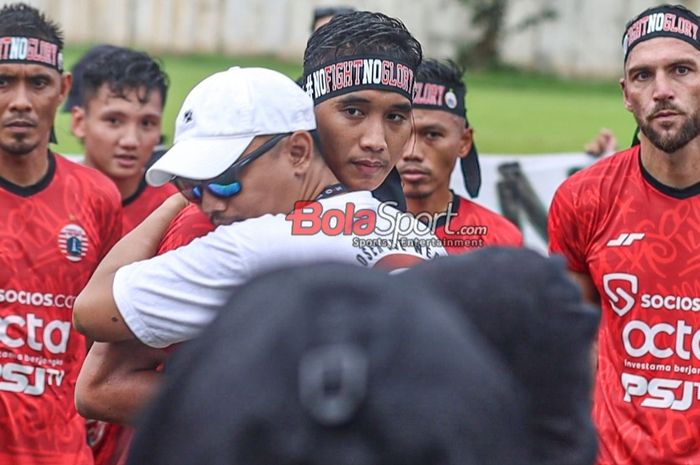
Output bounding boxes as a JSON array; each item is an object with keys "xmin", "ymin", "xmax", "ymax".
[{"xmin": 603, "ymin": 273, "xmax": 638, "ymax": 317}]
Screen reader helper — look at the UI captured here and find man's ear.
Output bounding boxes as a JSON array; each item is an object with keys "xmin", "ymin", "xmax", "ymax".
[
  {"xmin": 620, "ymin": 77, "xmax": 633, "ymax": 112},
  {"xmin": 457, "ymin": 126, "xmax": 474, "ymax": 159},
  {"xmin": 59, "ymin": 72, "xmax": 73, "ymax": 104},
  {"xmin": 71, "ymin": 106, "xmax": 87, "ymax": 140},
  {"xmin": 286, "ymin": 131, "xmax": 314, "ymax": 174}
]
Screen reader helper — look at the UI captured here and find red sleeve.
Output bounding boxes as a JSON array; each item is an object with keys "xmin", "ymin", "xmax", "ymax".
[
  {"xmin": 157, "ymin": 204, "xmax": 215, "ymax": 254},
  {"xmin": 547, "ymin": 180, "xmax": 588, "ymax": 273}
]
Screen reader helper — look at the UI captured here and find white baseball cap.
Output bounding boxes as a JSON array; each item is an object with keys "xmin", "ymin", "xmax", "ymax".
[{"xmin": 146, "ymin": 67, "xmax": 317, "ymax": 186}]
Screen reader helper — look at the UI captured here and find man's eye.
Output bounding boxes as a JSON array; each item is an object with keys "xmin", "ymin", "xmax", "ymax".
[
  {"xmin": 344, "ymin": 108, "xmax": 362, "ymax": 117},
  {"xmin": 388, "ymin": 113, "xmax": 407, "ymax": 122}
]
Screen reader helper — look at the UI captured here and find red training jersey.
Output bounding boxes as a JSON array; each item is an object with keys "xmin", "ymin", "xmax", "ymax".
[
  {"xmin": 157, "ymin": 203, "xmax": 215, "ymax": 254},
  {"xmin": 88, "ymin": 181, "xmax": 182, "ymax": 465},
  {"xmin": 121, "ymin": 181, "xmax": 178, "ymax": 235},
  {"xmin": 548, "ymin": 145, "xmax": 700, "ymax": 464},
  {"xmin": 435, "ymin": 193, "xmax": 523, "ymax": 254},
  {"xmin": 0, "ymin": 152, "xmax": 122, "ymax": 465},
  {"xmin": 88, "ymin": 204, "xmax": 213, "ymax": 465}
]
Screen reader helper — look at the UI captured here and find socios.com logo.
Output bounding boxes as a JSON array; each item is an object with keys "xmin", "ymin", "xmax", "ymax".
[{"xmin": 603, "ymin": 273, "xmax": 638, "ymax": 317}]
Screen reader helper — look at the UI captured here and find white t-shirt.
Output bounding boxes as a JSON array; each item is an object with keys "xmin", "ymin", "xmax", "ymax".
[{"xmin": 113, "ymin": 191, "xmax": 446, "ymax": 348}]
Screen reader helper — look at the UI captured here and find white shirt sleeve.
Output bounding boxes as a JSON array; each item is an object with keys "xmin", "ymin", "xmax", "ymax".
[{"xmin": 113, "ymin": 221, "xmax": 254, "ymax": 348}]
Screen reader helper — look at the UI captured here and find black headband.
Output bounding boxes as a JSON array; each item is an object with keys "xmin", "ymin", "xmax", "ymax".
[
  {"xmin": 411, "ymin": 78, "xmax": 478, "ymax": 197},
  {"xmin": 0, "ymin": 36, "xmax": 63, "ymax": 72},
  {"xmin": 623, "ymin": 6, "xmax": 700, "ymax": 62},
  {"xmin": 302, "ymin": 55, "xmax": 415, "ymax": 105},
  {"xmin": 412, "ymin": 80, "xmax": 466, "ymax": 118}
]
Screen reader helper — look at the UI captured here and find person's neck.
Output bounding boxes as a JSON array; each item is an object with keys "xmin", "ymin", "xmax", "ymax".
[
  {"xmin": 302, "ymin": 160, "xmax": 343, "ymax": 201},
  {"xmin": 406, "ymin": 187, "xmax": 453, "ymax": 217},
  {"xmin": 640, "ymin": 137, "xmax": 700, "ymax": 189},
  {"xmin": 113, "ymin": 175, "xmax": 144, "ymax": 201},
  {"xmin": 83, "ymin": 158, "xmax": 144, "ymax": 200},
  {"xmin": 0, "ymin": 145, "xmax": 50, "ymax": 186}
]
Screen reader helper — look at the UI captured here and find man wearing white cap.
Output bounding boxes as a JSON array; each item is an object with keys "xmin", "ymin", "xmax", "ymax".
[{"xmin": 73, "ymin": 66, "xmax": 444, "ymax": 351}]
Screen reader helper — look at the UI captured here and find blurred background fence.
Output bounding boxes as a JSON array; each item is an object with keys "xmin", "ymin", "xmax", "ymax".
[{"xmin": 17, "ymin": 0, "xmax": 700, "ymax": 79}]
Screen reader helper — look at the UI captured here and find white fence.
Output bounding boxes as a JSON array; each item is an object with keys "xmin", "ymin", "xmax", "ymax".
[{"xmin": 9, "ymin": 0, "xmax": 698, "ymax": 77}]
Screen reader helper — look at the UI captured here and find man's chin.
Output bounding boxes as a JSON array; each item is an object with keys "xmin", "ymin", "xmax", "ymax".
[{"xmin": 0, "ymin": 141, "xmax": 38, "ymax": 156}]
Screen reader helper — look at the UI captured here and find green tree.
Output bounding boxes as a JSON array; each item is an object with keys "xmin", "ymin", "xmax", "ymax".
[{"xmin": 457, "ymin": 0, "xmax": 557, "ymax": 69}]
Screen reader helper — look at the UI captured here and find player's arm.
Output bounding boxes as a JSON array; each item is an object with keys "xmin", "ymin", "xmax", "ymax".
[
  {"xmin": 75, "ymin": 340, "xmax": 168, "ymax": 424},
  {"xmin": 569, "ymin": 270, "xmax": 599, "ymax": 305},
  {"xmin": 73, "ymin": 193, "xmax": 189, "ymax": 342}
]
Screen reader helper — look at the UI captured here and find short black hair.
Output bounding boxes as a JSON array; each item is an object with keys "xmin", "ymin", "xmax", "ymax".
[
  {"xmin": 311, "ymin": 5, "xmax": 355, "ymax": 32},
  {"xmin": 80, "ymin": 47, "xmax": 169, "ymax": 110},
  {"xmin": 417, "ymin": 58, "xmax": 469, "ymax": 126},
  {"xmin": 0, "ymin": 2, "xmax": 63, "ymax": 50},
  {"xmin": 62, "ymin": 44, "xmax": 120, "ymax": 111},
  {"xmin": 304, "ymin": 11, "xmax": 422, "ymax": 71}
]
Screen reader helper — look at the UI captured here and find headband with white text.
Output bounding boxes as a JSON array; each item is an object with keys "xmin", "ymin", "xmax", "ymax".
[
  {"xmin": 302, "ymin": 55, "xmax": 415, "ymax": 105},
  {"xmin": 412, "ymin": 80, "xmax": 465, "ymax": 118},
  {"xmin": 622, "ymin": 6, "xmax": 700, "ymax": 62},
  {"xmin": 0, "ymin": 36, "xmax": 63, "ymax": 72}
]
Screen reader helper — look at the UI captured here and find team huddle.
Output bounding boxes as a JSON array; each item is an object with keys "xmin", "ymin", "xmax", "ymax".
[{"xmin": 0, "ymin": 1, "xmax": 699, "ymax": 464}]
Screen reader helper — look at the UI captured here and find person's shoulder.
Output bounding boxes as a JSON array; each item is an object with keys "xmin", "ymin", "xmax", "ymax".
[
  {"xmin": 458, "ymin": 196, "xmax": 520, "ymax": 230},
  {"xmin": 147, "ymin": 182, "xmax": 179, "ymax": 197},
  {"xmin": 553, "ymin": 146, "xmax": 639, "ymax": 207},
  {"xmin": 561, "ymin": 146, "xmax": 638, "ymax": 190},
  {"xmin": 158, "ymin": 204, "xmax": 214, "ymax": 254},
  {"xmin": 54, "ymin": 152, "xmax": 121, "ymax": 205}
]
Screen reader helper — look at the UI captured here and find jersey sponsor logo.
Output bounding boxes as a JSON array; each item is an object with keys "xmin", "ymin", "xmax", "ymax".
[
  {"xmin": 0, "ymin": 362, "xmax": 65, "ymax": 396},
  {"xmin": 623, "ymin": 319, "xmax": 700, "ymax": 361},
  {"xmin": 0, "ymin": 313, "xmax": 71, "ymax": 354},
  {"xmin": 606, "ymin": 232, "xmax": 645, "ymax": 247},
  {"xmin": 621, "ymin": 319, "xmax": 700, "ymax": 411},
  {"xmin": 603, "ymin": 273, "xmax": 638, "ymax": 316},
  {"xmin": 58, "ymin": 223, "xmax": 89, "ymax": 262},
  {"xmin": 622, "ymin": 372, "xmax": 700, "ymax": 412},
  {"xmin": 603, "ymin": 273, "xmax": 700, "ymax": 317},
  {"xmin": 0, "ymin": 288, "xmax": 76, "ymax": 309}
]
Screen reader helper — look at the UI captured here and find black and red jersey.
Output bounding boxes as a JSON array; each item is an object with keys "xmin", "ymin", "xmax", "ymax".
[
  {"xmin": 436, "ymin": 193, "xmax": 522, "ymax": 254},
  {"xmin": 0, "ymin": 152, "xmax": 122, "ymax": 465},
  {"xmin": 549, "ymin": 145, "xmax": 700, "ymax": 465},
  {"xmin": 121, "ymin": 181, "xmax": 178, "ymax": 235}
]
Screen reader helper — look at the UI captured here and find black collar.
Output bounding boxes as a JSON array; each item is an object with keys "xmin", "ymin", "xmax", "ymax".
[
  {"xmin": 0, "ymin": 151, "xmax": 56, "ymax": 197},
  {"xmin": 122, "ymin": 177, "xmax": 148, "ymax": 207},
  {"xmin": 639, "ymin": 151, "xmax": 700, "ymax": 199}
]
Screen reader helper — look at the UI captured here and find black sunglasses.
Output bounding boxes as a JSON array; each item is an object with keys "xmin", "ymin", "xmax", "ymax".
[{"xmin": 173, "ymin": 132, "xmax": 291, "ymax": 202}]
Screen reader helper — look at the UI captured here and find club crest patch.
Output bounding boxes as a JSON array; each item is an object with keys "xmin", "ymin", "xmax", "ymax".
[
  {"xmin": 58, "ymin": 224, "xmax": 89, "ymax": 262},
  {"xmin": 444, "ymin": 90, "xmax": 458, "ymax": 109}
]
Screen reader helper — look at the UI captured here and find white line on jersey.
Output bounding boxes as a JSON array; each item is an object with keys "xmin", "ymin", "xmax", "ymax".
[{"xmin": 607, "ymin": 232, "xmax": 646, "ymax": 247}]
